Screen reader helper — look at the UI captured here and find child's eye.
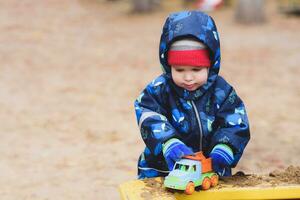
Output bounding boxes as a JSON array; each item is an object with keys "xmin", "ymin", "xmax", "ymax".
[
  {"xmin": 175, "ymin": 69, "xmax": 184, "ymax": 72},
  {"xmin": 192, "ymin": 68, "xmax": 201, "ymax": 72}
]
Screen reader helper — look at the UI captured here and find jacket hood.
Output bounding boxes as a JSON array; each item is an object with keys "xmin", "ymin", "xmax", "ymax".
[{"xmin": 159, "ymin": 11, "xmax": 221, "ymax": 100}]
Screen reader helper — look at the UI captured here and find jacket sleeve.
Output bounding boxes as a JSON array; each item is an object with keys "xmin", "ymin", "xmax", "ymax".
[
  {"xmin": 134, "ymin": 76, "xmax": 179, "ymax": 156},
  {"xmin": 210, "ymin": 87, "xmax": 250, "ymax": 167}
]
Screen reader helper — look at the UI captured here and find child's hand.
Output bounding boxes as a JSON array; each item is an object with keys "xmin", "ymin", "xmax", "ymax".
[
  {"xmin": 163, "ymin": 138, "xmax": 193, "ymax": 171},
  {"xmin": 209, "ymin": 144, "xmax": 234, "ymax": 176}
]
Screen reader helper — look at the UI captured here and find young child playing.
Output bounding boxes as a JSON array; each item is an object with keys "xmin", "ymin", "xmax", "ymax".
[{"xmin": 134, "ymin": 11, "xmax": 250, "ymax": 179}]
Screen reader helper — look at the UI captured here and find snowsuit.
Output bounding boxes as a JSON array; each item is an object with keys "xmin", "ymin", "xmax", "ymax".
[{"xmin": 134, "ymin": 11, "xmax": 250, "ymax": 178}]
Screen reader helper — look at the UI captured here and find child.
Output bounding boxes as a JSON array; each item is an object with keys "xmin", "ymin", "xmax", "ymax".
[{"xmin": 134, "ymin": 11, "xmax": 250, "ymax": 179}]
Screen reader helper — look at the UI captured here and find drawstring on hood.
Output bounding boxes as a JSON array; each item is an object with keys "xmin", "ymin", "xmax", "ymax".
[{"xmin": 159, "ymin": 11, "xmax": 221, "ymax": 101}]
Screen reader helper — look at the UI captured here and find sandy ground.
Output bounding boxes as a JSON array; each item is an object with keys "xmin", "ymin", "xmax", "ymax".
[{"xmin": 0, "ymin": 0, "xmax": 299, "ymax": 199}]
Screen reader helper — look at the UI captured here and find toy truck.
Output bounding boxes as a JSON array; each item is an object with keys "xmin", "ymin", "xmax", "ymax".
[{"xmin": 164, "ymin": 151, "xmax": 218, "ymax": 195}]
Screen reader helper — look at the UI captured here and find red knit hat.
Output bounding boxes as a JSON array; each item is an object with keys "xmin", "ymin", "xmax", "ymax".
[{"xmin": 167, "ymin": 39, "xmax": 211, "ymax": 67}]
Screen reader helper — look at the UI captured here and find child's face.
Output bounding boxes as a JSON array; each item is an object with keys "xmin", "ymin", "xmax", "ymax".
[{"xmin": 171, "ymin": 65, "xmax": 208, "ymax": 91}]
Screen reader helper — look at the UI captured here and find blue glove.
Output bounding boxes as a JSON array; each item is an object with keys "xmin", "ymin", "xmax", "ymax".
[
  {"xmin": 209, "ymin": 144, "xmax": 234, "ymax": 176},
  {"xmin": 163, "ymin": 138, "xmax": 193, "ymax": 171}
]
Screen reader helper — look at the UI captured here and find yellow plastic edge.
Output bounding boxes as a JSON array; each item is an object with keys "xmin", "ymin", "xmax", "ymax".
[
  {"xmin": 175, "ymin": 185, "xmax": 300, "ymax": 200},
  {"xmin": 119, "ymin": 178, "xmax": 300, "ymax": 200}
]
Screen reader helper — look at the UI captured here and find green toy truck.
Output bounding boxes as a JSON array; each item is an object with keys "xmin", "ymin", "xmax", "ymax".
[{"xmin": 164, "ymin": 151, "xmax": 218, "ymax": 195}]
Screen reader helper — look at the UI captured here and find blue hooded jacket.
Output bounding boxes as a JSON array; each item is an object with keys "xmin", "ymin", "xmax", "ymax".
[{"xmin": 135, "ymin": 11, "xmax": 250, "ymax": 179}]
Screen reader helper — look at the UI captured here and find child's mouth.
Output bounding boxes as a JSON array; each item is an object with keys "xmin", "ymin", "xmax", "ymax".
[{"xmin": 183, "ymin": 84, "xmax": 196, "ymax": 90}]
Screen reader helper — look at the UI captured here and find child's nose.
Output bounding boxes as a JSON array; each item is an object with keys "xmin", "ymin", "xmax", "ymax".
[{"xmin": 184, "ymin": 73, "xmax": 193, "ymax": 82}]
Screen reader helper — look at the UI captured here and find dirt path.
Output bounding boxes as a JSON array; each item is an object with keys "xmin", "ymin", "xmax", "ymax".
[{"xmin": 0, "ymin": 0, "xmax": 299, "ymax": 199}]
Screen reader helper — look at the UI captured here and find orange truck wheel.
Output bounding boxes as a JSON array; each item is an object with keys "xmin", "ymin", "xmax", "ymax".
[
  {"xmin": 185, "ymin": 182, "xmax": 195, "ymax": 195},
  {"xmin": 211, "ymin": 174, "xmax": 219, "ymax": 187},
  {"xmin": 202, "ymin": 177, "xmax": 211, "ymax": 190}
]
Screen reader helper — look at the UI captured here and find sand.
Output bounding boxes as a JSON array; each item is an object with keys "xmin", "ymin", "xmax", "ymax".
[
  {"xmin": 219, "ymin": 165, "xmax": 300, "ymax": 188},
  {"xmin": 138, "ymin": 166, "xmax": 300, "ymax": 199},
  {"xmin": 0, "ymin": 0, "xmax": 299, "ymax": 199}
]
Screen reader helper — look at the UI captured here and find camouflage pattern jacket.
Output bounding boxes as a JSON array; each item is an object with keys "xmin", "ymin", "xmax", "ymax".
[{"xmin": 135, "ymin": 11, "xmax": 250, "ymax": 178}]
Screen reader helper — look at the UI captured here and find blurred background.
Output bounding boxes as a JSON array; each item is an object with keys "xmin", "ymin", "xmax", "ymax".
[{"xmin": 0, "ymin": 0, "xmax": 299, "ymax": 199}]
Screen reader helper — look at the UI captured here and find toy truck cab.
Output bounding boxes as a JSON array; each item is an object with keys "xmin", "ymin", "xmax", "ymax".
[
  {"xmin": 164, "ymin": 152, "xmax": 218, "ymax": 195},
  {"xmin": 164, "ymin": 159, "xmax": 202, "ymax": 189}
]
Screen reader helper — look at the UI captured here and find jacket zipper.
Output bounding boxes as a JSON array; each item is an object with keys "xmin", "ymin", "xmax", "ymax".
[{"xmin": 191, "ymin": 100, "xmax": 203, "ymax": 151}]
